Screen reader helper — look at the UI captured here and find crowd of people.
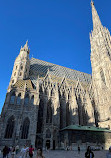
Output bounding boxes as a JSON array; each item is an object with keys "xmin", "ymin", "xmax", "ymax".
[
  {"xmin": 1, "ymin": 145, "xmax": 111, "ymax": 158},
  {"xmin": 1, "ymin": 145, "xmax": 44, "ymax": 158}
]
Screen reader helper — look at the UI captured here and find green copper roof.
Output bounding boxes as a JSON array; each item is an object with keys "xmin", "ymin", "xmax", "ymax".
[{"xmin": 61, "ymin": 125, "xmax": 111, "ymax": 132}]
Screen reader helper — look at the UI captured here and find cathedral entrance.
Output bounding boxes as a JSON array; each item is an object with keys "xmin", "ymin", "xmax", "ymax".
[
  {"xmin": 35, "ymin": 136, "xmax": 43, "ymax": 149},
  {"xmin": 46, "ymin": 140, "xmax": 50, "ymax": 149}
]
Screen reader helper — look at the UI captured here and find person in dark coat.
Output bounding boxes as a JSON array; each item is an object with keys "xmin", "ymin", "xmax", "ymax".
[
  {"xmin": 85, "ymin": 146, "xmax": 94, "ymax": 158},
  {"xmin": 3, "ymin": 146, "xmax": 9, "ymax": 158},
  {"xmin": 78, "ymin": 146, "xmax": 80, "ymax": 154}
]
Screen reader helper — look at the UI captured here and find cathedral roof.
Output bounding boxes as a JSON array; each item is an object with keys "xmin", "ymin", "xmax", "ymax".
[
  {"xmin": 13, "ymin": 79, "xmax": 34, "ymax": 90},
  {"xmin": 29, "ymin": 58, "xmax": 91, "ymax": 87}
]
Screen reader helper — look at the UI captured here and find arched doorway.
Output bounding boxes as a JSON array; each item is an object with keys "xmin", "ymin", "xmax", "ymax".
[
  {"xmin": 46, "ymin": 140, "xmax": 50, "ymax": 149},
  {"xmin": 53, "ymin": 140, "xmax": 55, "ymax": 150}
]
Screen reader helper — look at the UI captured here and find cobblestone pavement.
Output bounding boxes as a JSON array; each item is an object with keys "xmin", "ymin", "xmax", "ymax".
[{"xmin": 0, "ymin": 150, "xmax": 108, "ymax": 158}]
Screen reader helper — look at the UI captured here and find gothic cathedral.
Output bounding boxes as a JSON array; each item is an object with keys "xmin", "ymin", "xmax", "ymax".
[{"xmin": 0, "ymin": 1, "xmax": 111, "ymax": 149}]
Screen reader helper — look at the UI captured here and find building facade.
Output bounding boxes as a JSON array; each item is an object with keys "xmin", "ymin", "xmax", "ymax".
[{"xmin": 0, "ymin": 1, "xmax": 111, "ymax": 149}]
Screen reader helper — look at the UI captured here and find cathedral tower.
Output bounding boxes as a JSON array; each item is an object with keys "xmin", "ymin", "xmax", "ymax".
[
  {"xmin": 90, "ymin": 1, "xmax": 111, "ymax": 124},
  {"xmin": 9, "ymin": 41, "xmax": 30, "ymax": 86}
]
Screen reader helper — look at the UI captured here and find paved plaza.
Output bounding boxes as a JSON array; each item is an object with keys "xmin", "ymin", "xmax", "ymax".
[
  {"xmin": 0, "ymin": 150, "xmax": 108, "ymax": 158},
  {"xmin": 43, "ymin": 150, "xmax": 107, "ymax": 158}
]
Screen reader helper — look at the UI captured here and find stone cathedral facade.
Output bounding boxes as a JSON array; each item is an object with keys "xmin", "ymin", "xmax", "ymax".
[{"xmin": 1, "ymin": 1, "xmax": 111, "ymax": 149}]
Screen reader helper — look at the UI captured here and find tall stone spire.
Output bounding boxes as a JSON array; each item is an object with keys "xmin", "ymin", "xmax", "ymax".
[
  {"xmin": 90, "ymin": 1, "xmax": 111, "ymax": 123},
  {"xmin": 91, "ymin": 0, "xmax": 102, "ymax": 30}
]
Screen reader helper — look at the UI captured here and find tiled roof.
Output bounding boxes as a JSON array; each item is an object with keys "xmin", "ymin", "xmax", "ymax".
[
  {"xmin": 13, "ymin": 79, "xmax": 34, "ymax": 90},
  {"xmin": 29, "ymin": 58, "xmax": 91, "ymax": 87},
  {"xmin": 61, "ymin": 125, "xmax": 111, "ymax": 132}
]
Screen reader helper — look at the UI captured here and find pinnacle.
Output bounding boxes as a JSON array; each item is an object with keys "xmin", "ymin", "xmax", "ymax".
[
  {"xmin": 91, "ymin": 0, "xmax": 94, "ymax": 7},
  {"xmin": 24, "ymin": 40, "xmax": 28, "ymax": 48},
  {"xmin": 20, "ymin": 40, "xmax": 30, "ymax": 53}
]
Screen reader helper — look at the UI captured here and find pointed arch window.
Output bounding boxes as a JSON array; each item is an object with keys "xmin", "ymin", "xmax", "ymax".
[
  {"xmin": 66, "ymin": 102, "xmax": 70, "ymax": 126},
  {"xmin": 21, "ymin": 118, "xmax": 30, "ymax": 139},
  {"xmin": 60, "ymin": 101, "xmax": 64, "ymax": 129},
  {"xmin": 21, "ymin": 65, "xmax": 23, "ymax": 70},
  {"xmin": 51, "ymin": 89, "xmax": 54, "ymax": 96},
  {"xmin": 10, "ymin": 92, "xmax": 15, "ymax": 104},
  {"xmin": 4, "ymin": 116, "xmax": 15, "ymax": 138},
  {"xmin": 46, "ymin": 100, "xmax": 52, "ymax": 123},
  {"xmin": 31, "ymin": 95, "xmax": 34, "ymax": 104},
  {"xmin": 37, "ymin": 99, "xmax": 44, "ymax": 133},
  {"xmin": 24, "ymin": 94, "xmax": 29, "ymax": 105},
  {"xmin": 17, "ymin": 93, "xmax": 21, "ymax": 105}
]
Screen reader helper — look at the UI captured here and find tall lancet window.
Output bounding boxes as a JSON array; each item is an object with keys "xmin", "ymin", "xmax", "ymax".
[
  {"xmin": 17, "ymin": 93, "xmax": 21, "ymax": 105},
  {"xmin": 10, "ymin": 92, "xmax": 16, "ymax": 104},
  {"xmin": 24, "ymin": 94, "xmax": 29, "ymax": 105},
  {"xmin": 21, "ymin": 118, "xmax": 30, "ymax": 139},
  {"xmin": 4, "ymin": 116, "xmax": 15, "ymax": 138},
  {"xmin": 100, "ymin": 68, "xmax": 106, "ymax": 85},
  {"xmin": 31, "ymin": 95, "xmax": 34, "ymax": 104},
  {"xmin": 37, "ymin": 99, "xmax": 44, "ymax": 133},
  {"xmin": 66, "ymin": 102, "xmax": 70, "ymax": 126},
  {"xmin": 46, "ymin": 100, "xmax": 52, "ymax": 123}
]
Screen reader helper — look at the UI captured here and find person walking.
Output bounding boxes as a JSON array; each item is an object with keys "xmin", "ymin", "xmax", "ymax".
[
  {"xmin": 106, "ymin": 146, "xmax": 111, "ymax": 158},
  {"xmin": 78, "ymin": 146, "xmax": 80, "ymax": 154},
  {"xmin": 19, "ymin": 145, "xmax": 27, "ymax": 158},
  {"xmin": 29, "ymin": 145, "xmax": 34, "ymax": 158},
  {"xmin": 15, "ymin": 145, "xmax": 19, "ymax": 155},
  {"xmin": 3, "ymin": 146, "xmax": 8, "ymax": 158},
  {"xmin": 37, "ymin": 148, "xmax": 45, "ymax": 158},
  {"xmin": 11, "ymin": 147, "xmax": 15, "ymax": 158},
  {"xmin": 85, "ymin": 146, "xmax": 94, "ymax": 158},
  {"xmin": 2, "ymin": 146, "xmax": 9, "ymax": 158}
]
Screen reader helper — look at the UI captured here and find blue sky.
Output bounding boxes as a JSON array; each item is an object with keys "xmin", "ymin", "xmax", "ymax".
[{"xmin": 0, "ymin": 0, "xmax": 111, "ymax": 113}]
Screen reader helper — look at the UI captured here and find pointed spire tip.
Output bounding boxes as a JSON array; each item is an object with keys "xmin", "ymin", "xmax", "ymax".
[{"xmin": 91, "ymin": 0, "xmax": 94, "ymax": 7}]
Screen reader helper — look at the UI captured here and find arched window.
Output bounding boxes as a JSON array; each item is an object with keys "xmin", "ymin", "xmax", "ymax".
[
  {"xmin": 21, "ymin": 118, "xmax": 30, "ymax": 139},
  {"xmin": 51, "ymin": 89, "xmax": 54, "ymax": 96},
  {"xmin": 66, "ymin": 102, "xmax": 70, "ymax": 126},
  {"xmin": 15, "ymin": 65, "xmax": 18, "ymax": 70},
  {"xmin": 19, "ymin": 72, "xmax": 22, "ymax": 76},
  {"xmin": 24, "ymin": 94, "xmax": 29, "ymax": 105},
  {"xmin": 17, "ymin": 93, "xmax": 21, "ymax": 105},
  {"xmin": 14, "ymin": 72, "xmax": 16, "ymax": 76},
  {"xmin": 21, "ymin": 65, "xmax": 23, "ymax": 70},
  {"xmin": 37, "ymin": 99, "xmax": 44, "ymax": 133},
  {"xmin": 4, "ymin": 116, "xmax": 15, "ymax": 138},
  {"xmin": 12, "ymin": 79, "xmax": 14, "ymax": 84},
  {"xmin": 60, "ymin": 101, "xmax": 63, "ymax": 129},
  {"xmin": 31, "ymin": 95, "xmax": 34, "ymax": 104},
  {"xmin": 10, "ymin": 92, "xmax": 15, "ymax": 104},
  {"xmin": 46, "ymin": 129, "xmax": 51, "ymax": 138},
  {"xmin": 100, "ymin": 68, "xmax": 106, "ymax": 84},
  {"xmin": 46, "ymin": 100, "xmax": 52, "ymax": 123}
]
